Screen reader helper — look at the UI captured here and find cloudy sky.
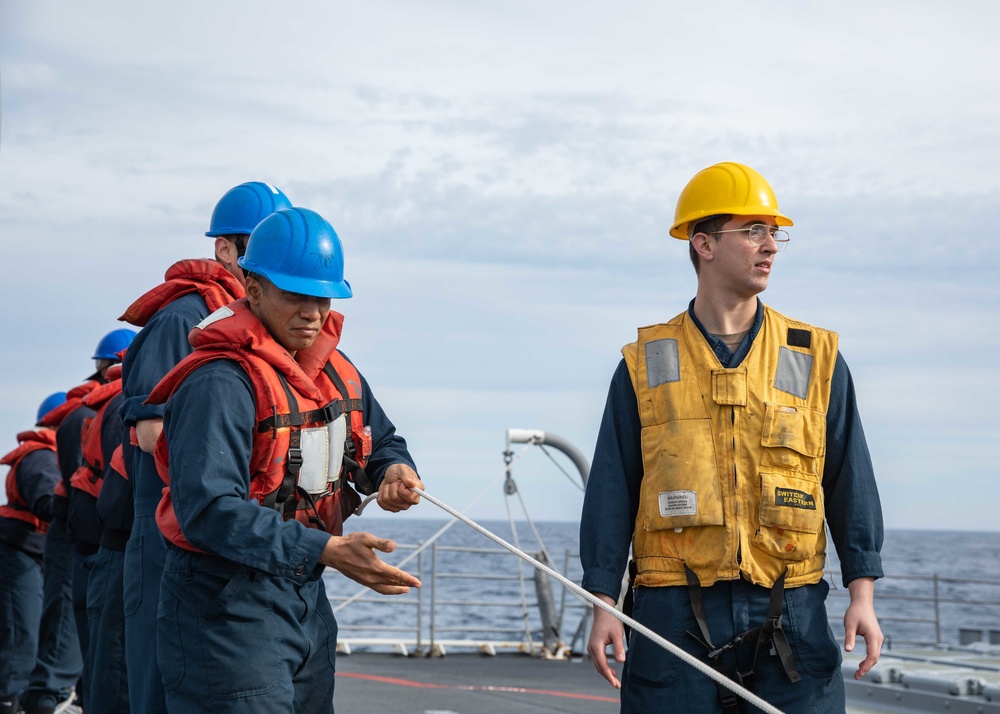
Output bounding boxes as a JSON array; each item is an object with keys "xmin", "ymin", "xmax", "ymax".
[{"xmin": 1, "ymin": 1, "xmax": 997, "ymax": 533}]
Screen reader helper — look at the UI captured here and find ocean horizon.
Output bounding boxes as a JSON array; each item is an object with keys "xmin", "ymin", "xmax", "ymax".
[{"xmin": 332, "ymin": 518, "xmax": 1000, "ymax": 651}]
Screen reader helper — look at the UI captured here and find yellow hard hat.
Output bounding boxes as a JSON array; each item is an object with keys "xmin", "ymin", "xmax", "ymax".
[{"xmin": 669, "ymin": 162, "xmax": 793, "ymax": 240}]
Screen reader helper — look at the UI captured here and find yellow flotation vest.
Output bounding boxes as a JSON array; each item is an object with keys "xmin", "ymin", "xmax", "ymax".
[{"xmin": 623, "ymin": 305, "xmax": 838, "ymax": 589}]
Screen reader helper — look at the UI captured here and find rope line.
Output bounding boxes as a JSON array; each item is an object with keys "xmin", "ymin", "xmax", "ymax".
[
  {"xmin": 413, "ymin": 487, "xmax": 786, "ymax": 714},
  {"xmin": 537, "ymin": 443, "xmax": 586, "ymax": 492},
  {"xmin": 331, "ymin": 442, "xmax": 535, "ymax": 614}
]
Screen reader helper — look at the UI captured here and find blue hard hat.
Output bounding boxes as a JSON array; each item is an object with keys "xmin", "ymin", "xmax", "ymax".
[
  {"xmin": 239, "ymin": 208, "xmax": 353, "ymax": 299},
  {"xmin": 93, "ymin": 328, "xmax": 138, "ymax": 361},
  {"xmin": 36, "ymin": 392, "xmax": 67, "ymax": 425},
  {"xmin": 206, "ymin": 182, "xmax": 293, "ymax": 237}
]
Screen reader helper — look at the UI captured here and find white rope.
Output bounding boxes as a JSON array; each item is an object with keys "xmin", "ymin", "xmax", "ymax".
[
  {"xmin": 331, "ymin": 442, "xmax": 536, "ymax": 614},
  {"xmin": 413, "ymin": 487, "xmax": 786, "ymax": 714}
]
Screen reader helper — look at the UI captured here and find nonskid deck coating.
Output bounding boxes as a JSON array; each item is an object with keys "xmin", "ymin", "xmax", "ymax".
[{"xmin": 333, "ymin": 652, "xmax": 620, "ymax": 713}]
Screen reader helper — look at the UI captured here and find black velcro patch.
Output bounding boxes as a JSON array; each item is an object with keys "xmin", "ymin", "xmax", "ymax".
[
  {"xmin": 787, "ymin": 328, "xmax": 811, "ymax": 348},
  {"xmin": 775, "ymin": 487, "xmax": 816, "ymax": 510}
]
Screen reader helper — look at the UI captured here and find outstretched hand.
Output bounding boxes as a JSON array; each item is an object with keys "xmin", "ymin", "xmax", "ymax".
[
  {"xmin": 320, "ymin": 531, "xmax": 421, "ymax": 595},
  {"xmin": 587, "ymin": 594, "xmax": 626, "ymax": 689}
]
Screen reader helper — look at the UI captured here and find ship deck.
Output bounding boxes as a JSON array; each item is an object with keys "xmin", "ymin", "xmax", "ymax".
[
  {"xmin": 334, "ymin": 652, "xmax": 619, "ymax": 713},
  {"xmin": 333, "ymin": 648, "xmax": 1000, "ymax": 713}
]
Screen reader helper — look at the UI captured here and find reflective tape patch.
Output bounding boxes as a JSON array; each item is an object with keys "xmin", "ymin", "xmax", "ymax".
[
  {"xmin": 194, "ymin": 306, "xmax": 234, "ymax": 330},
  {"xmin": 774, "ymin": 346, "xmax": 812, "ymax": 399},
  {"xmin": 645, "ymin": 338, "xmax": 680, "ymax": 388},
  {"xmin": 775, "ymin": 487, "xmax": 816, "ymax": 510},
  {"xmin": 658, "ymin": 490, "xmax": 697, "ymax": 517}
]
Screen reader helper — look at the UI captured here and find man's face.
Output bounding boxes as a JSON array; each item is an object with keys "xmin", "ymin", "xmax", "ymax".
[
  {"xmin": 707, "ymin": 214, "xmax": 780, "ymax": 299},
  {"xmin": 247, "ymin": 277, "xmax": 331, "ymax": 355}
]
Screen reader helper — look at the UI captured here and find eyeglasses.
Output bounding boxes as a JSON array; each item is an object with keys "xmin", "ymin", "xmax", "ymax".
[{"xmin": 707, "ymin": 224, "xmax": 790, "ymax": 252}]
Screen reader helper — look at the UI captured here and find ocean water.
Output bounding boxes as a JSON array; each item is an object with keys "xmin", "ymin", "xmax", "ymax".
[{"xmin": 326, "ymin": 519, "xmax": 1000, "ymax": 652}]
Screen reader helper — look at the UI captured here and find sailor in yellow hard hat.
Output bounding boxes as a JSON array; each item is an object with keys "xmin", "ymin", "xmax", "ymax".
[{"xmin": 580, "ymin": 162, "xmax": 884, "ymax": 712}]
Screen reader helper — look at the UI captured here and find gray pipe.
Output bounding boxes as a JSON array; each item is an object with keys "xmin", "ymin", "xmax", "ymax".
[{"xmin": 506, "ymin": 429, "xmax": 590, "ymax": 489}]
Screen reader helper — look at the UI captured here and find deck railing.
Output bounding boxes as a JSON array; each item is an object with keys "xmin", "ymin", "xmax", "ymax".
[
  {"xmin": 330, "ymin": 547, "xmax": 1000, "ymax": 656},
  {"xmin": 327, "ymin": 543, "xmax": 589, "ymax": 656},
  {"xmin": 826, "ymin": 571, "xmax": 1000, "ymax": 648}
]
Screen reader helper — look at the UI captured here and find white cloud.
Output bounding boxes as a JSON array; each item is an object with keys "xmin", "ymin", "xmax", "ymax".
[{"xmin": 1, "ymin": 0, "xmax": 998, "ymax": 530}]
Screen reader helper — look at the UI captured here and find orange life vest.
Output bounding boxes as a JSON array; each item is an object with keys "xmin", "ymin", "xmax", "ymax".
[
  {"xmin": 0, "ymin": 430, "xmax": 58, "ymax": 532},
  {"xmin": 119, "ymin": 258, "xmax": 244, "ymax": 327},
  {"xmin": 148, "ymin": 298, "xmax": 372, "ymax": 553},
  {"xmin": 68, "ymin": 366, "xmax": 124, "ymax": 500}
]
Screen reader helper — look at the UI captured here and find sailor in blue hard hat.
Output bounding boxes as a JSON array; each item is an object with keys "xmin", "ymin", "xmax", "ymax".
[
  {"xmin": 21, "ymin": 328, "xmax": 132, "ymax": 714},
  {"xmin": 148, "ymin": 207, "xmax": 423, "ymax": 713},
  {"xmin": 0, "ymin": 394, "xmax": 67, "ymax": 713},
  {"xmin": 112, "ymin": 182, "xmax": 292, "ymax": 714}
]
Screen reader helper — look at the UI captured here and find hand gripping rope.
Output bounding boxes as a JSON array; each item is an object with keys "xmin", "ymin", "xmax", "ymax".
[{"xmin": 412, "ymin": 487, "xmax": 786, "ymax": 714}]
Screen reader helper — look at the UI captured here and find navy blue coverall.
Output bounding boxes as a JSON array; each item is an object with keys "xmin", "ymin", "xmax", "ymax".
[
  {"xmin": 580, "ymin": 299, "xmax": 884, "ymax": 714},
  {"xmin": 0, "ymin": 447, "xmax": 60, "ymax": 703},
  {"xmin": 120, "ymin": 290, "xmax": 209, "ymax": 714},
  {"xmin": 85, "ymin": 392, "xmax": 130, "ymax": 714},
  {"xmin": 160, "ymin": 357, "xmax": 415, "ymax": 714},
  {"xmin": 66, "ymin": 388, "xmax": 127, "ymax": 714},
  {"xmin": 24, "ymin": 406, "xmax": 90, "ymax": 713}
]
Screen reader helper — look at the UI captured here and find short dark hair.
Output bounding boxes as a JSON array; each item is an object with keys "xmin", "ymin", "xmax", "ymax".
[
  {"xmin": 244, "ymin": 271, "xmax": 271, "ymax": 290},
  {"xmin": 688, "ymin": 214, "xmax": 730, "ymax": 274}
]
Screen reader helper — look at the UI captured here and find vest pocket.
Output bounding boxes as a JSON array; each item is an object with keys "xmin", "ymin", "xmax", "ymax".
[
  {"xmin": 760, "ymin": 403, "xmax": 826, "ymax": 477},
  {"xmin": 640, "ymin": 419, "xmax": 724, "ymax": 531},
  {"xmin": 753, "ymin": 472, "xmax": 824, "ymax": 561}
]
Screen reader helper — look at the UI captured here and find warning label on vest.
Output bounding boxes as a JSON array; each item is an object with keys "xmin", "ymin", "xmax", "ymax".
[
  {"xmin": 659, "ymin": 490, "xmax": 697, "ymax": 518},
  {"xmin": 774, "ymin": 487, "xmax": 816, "ymax": 510}
]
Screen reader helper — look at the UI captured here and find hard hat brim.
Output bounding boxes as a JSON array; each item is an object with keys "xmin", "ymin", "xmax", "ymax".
[{"xmin": 244, "ymin": 264, "xmax": 354, "ymax": 300}]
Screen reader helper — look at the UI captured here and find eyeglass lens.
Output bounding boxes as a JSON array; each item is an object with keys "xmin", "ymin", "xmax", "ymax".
[{"xmin": 749, "ymin": 224, "xmax": 789, "ymax": 250}]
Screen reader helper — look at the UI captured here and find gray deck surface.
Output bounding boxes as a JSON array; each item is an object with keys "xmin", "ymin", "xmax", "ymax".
[
  {"xmin": 334, "ymin": 650, "xmax": 1000, "ymax": 713},
  {"xmin": 333, "ymin": 653, "xmax": 620, "ymax": 713}
]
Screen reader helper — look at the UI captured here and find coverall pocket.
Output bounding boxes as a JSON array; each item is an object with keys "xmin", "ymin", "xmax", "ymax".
[
  {"xmin": 200, "ymin": 572, "xmax": 280, "ymax": 700},
  {"xmin": 86, "ymin": 549, "xmax": 111, "ymax": 625},
  {"xmin": 785, "ymin": 580, "xmax": 842, "ymax": 678},
  {"xmin": 156, "ymin": 597, "xmax": 185, "ymax": 691},
  {"xmin": 623, "ymin": 587, "xmax": 683, "ymax": 688},
  {"xmin": 316, "ymin": 595, "xmax": 340, "ymax": 670},
  {"xmin": 122, "ymin": 536, "xmax": 142, "ymax": 617},
  {"xmin": 753, "ymin": 472, "xmax": 825, "ymax": 561},
  {"xmin": 640, "ymin": 419, "xmax": 723, "ymax": 531}
]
